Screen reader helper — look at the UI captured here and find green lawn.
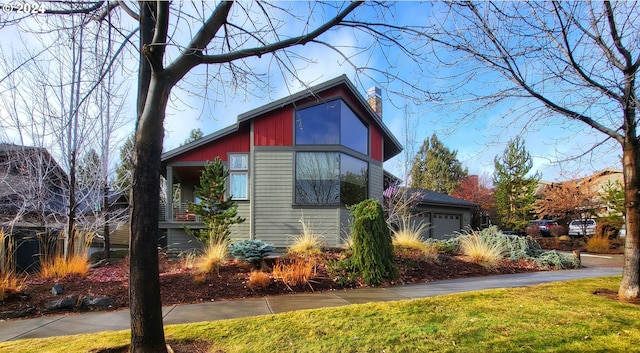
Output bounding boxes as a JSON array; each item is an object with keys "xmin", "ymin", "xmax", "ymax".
[{"xmin": 1, "ymin": 276, "xmax": 639, "ymax": 353}]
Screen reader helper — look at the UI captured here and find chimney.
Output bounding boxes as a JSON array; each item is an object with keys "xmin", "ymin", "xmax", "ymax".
[{"xmin": 366, "ymin": 86, "xmax": 382, "ymax": 118}]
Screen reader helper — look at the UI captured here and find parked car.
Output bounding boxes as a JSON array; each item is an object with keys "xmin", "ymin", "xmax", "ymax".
[
  {"xmin": 527, "ymin": 220, "xmax": 558, "ymax": 237},
  {"xmin": 568, "ymin": 219, "xmax": 597, "ymax": 237}
]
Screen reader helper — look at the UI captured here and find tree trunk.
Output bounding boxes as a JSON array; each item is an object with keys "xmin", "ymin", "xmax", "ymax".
[
  {"xmin": 129, "ymin": 73, "xmax": 170, "ymax": 353},
  {"xmin": 620, "ymin": 136, "xmax": 640, "ymax": 299}
]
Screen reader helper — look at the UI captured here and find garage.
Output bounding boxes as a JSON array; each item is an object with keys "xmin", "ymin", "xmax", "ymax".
[{"xmin": 431, "ymin": 213, "xmax": 463, "ymax": 239}]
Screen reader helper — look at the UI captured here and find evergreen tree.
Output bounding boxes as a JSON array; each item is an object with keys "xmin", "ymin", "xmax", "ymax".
[
  {"xmin": 112, "ymin": 134, "xmax": 134, "ymax": 192},
  {"xmin": 349, "ymin": 199, "xmax": 398, "ymax": 286},
  {"xmin": 186, "ymin": 157, "xmax": 245, "ymax": 244},
  {"xmin": 493, "ymin": 136, "xmax": 540, "ymax": 231},
  {"xmin": 181, "ymin": 128, "xmax": 204, "ymax": 146},
  {"xmin": 410, "ymin": 133, "xmax": 468, "ymax": 194}
]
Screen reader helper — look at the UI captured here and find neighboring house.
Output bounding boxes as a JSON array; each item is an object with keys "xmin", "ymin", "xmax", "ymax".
[
  {"xmin": 159, "ymin": 75, "xmax": 402, "ymax": 251},
  {"xmin": 0, "ymin": 144, "xmax": 68, "ymax": 229},
  {"xmin": 0, "ymin": 144, "xmax": 68, "ymax": 271},
  {"xmin": 397, "ymin": 187, "xmax": 478, "ymax": 239},
  {"xmin": 536, "ymin": 168, "xmax": 624, "ymax": 221}
]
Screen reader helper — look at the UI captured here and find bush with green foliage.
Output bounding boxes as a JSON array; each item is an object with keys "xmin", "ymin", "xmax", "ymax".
[
  {"xmin": 349, "ymin": 199, "xmax": 398, "ymax": 285},
  {"xmin": 229, "ymin": 239, "xmax": 275, "ymax": 267},
  {"xmin": 185, "ymin": 157, "xmax": 245, "ymax": 244},
  {"xmin": 453, "ymin": 226, "xmax": 579, "ymax": 269}
]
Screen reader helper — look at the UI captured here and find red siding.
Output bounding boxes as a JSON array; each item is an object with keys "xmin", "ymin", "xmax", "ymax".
[
  {"xmin": 170, "ymin": 127, "xmax": 250, "ymax": 163},
  {"xmin": 254, "ymin": 106, "xmax": 293, "ymax": 146},
  {"xmin": 370, "ymin": 126, "xmax": 383, "ymax": 161}
]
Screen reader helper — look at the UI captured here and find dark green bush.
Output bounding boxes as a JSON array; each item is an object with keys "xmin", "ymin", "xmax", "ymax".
[
  {"xmin": 349, "ymin": 199, "xmax": 398, "ymax": 285},
  {"xmin": 229, "ymin": 239, "xmax": 275, "ymax": 267}
]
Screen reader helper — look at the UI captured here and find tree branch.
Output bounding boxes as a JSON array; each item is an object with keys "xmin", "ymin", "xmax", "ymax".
[{"xmin": 194, "ymin": 2, "xmax": 362, "ymax": 64}]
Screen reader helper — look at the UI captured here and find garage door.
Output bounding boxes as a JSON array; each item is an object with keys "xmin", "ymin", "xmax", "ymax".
[{"xmin": 432, "ymin": 214, "xmax": 461, "ymax": 239}]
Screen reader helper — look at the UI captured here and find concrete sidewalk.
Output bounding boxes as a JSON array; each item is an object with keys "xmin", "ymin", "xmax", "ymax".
[{"xmin": 0, "ymin": 254, "xmax": 623, "ymax": 342}]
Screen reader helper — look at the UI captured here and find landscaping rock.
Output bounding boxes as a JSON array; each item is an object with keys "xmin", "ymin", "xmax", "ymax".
[
  {"xmin": 51, "ymin": 283, "xmax": 64, "ymax": 296},
  {"xmin": 45, "ymin": 294, "xmax": 78, "ymax": 310},
  {"xmin": 0, "ymin": 307, "xmax": 35, "ymax": 320},
  {"xmin": 81, "ymin": 296, "xmax": 114, "ymax": 310}
]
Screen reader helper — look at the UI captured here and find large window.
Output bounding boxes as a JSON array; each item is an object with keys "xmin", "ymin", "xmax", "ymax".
[
  {"xmin": 295, "ymin": 152, "xmax": 368, "ymax": 205},
  {"xmin": 229, "ymin": 154, "xmax": 248, "ymax": 200},
  {"xmin": 295, "ymin": 99, "xmax": 368, "ymax": 155}
]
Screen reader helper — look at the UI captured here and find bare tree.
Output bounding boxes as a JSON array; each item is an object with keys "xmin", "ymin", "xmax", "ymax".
[
  {"xmin": 417, "ymin": 1, "xmax": 640, "ymax": 300},
  {"xmin": 4, "ymin": 2, "xmax": 440, "ymax": 351},
  {"xmin": 535, "ymin": 179, "xmax": 600, "ymax": 226}
]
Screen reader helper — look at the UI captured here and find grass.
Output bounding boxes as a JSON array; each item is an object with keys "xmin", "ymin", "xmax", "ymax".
[
  {"xmin": 194, "ymin": 240, "xmax": 228, "ymax": 274},
  {"xmin": 38, "ymin": 230, "xmax": 94, "ymax": 280},
  {"xmin": 586, "ymin": 232, "xmax": 611, "ymax": 253},
  {"xmin": 458, "ymin": 229, "xmax": 505, "ymax": 270},
  {"xmin": 272, "ymin": 256, "xmax": 316, "ymax": 289},
  {"xmin": 391, "ymin": 216, "xmax": 430, "ymax": 253},
  {"xmin": 1, "ymin": 276, "xmax": 638, "ymax": 353},
  {"xmin": 0, "ymin": 229, "xmax": 25, "ymax": 301},
  {"xmin": 287, "ymin": 217, "xmax": 324, "ymax": 255}
]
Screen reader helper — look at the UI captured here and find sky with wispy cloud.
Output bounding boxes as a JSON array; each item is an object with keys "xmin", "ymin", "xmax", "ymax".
[{"xmin": 0, "ymin": 1, "xmax": 623, "ymax": 184}]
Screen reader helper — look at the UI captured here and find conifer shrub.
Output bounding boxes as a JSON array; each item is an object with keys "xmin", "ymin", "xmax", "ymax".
[
  {"xmin": 229, "ymin": 239, "xmax": 275, "ymax": 268},
  {"xmin": 349, "ymin": 199, "xmax": 398, "ymax": 285}
]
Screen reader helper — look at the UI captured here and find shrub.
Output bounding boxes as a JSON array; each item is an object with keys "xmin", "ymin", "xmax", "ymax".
[
  {"xmin": 535, "ymin": 250, "xmax": 580, "ymax": 269},
  {"xmin": 349, "ymin": 199, "xmax": 398, "ymax": 285},
  {"xmin": 272, "ymin": 256, "xmax": 315, "ymax": 289},
  {"xmin": 391, "ymin": 216, "xmax": 430, "ymax": 253},
  {"xmin": 426, "ymin": 238, "xmax": 459, "ymax": 255},
  {"xmin": 39, "ymin": 230, "xmax": 93, "ymax": 280},
  {"xmin": 586, "ymin": 232, "xmax": 610, "ymax": 253},
  {"xmin": 195, "ymin": 241, "xmax": 228, "ymax": 274},
  {"xmin": 288, "ymin": 217, "xmax": 324, "ymax": 255},
  {"xmin": 248, "ymin": 270, "xmax": 270, "ymax": 290},
  {"xmin": 0, "ymin": 229, "xmax": 25, "ymax": 301},
  {"xmin": 458, "ymin": 230, "xmax": 505, "ymax": 270},
  {"xmin": 550, "ymin": 225, "xmax": 568, "ymax": 237},
  {"xmin": 229, "ymin": 239, "xmax": 275, "ymax": 268}
]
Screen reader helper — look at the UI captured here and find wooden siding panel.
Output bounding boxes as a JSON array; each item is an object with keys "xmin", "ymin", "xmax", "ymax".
[
  {"xmin": 253, "ymin": 151, "xmax": 340, "ymax": 247},
  {"xmin": 370, "ymin": 127, "xmax": 383, "ymax": 162},
  {"xmin": 254, "ymin": 107, "xmax": 293, "ymax": 146},
  {"xmin": 170, "ymin": 127, "xmax": 250, "ymax": 163}
]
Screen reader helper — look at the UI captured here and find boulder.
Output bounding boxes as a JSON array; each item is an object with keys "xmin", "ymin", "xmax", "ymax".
[
  {"xmin": 51, "ymin": 283, "xmax": 64, "ymax": 296},
  {"xmin": 81, "ymin": 296, "xmax": 114, "ymax": 310},
  {"xmin": 45, "ymin": 294, "xmax": 78, "ymax": 310}
]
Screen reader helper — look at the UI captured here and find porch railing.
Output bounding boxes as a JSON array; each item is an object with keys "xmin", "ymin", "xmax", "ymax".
[{"xmin": 159, "ymin": 202, "xmax": 201, "ymax": 222}]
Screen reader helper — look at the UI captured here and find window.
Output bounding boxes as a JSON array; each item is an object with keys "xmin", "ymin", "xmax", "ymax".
[
  {"xmin": 229, "ymin": 154, "xmax": 248, "ymax": 200},
  {"xmin": 295, "ymin": 152, "xmax": 368, "ymax": 205},
  {"xmin": 295, "ymin": 99, "xmax": 368, "ymax": 155}
]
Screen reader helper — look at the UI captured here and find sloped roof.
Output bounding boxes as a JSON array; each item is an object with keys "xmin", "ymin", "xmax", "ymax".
[
  {"xmin": 161, "ymin": 75, "xmax": 403, "ymax": 162},
  {"xmin": 403, "ymin": 187, "xmax": 478, "ymax": 208}
]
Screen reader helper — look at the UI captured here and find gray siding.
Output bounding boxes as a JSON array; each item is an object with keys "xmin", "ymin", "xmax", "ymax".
[
  {"xmin": 229, "ymin": 202, "xmax": 251, "ymax": 242},
  {"xmin": 166, "ymin": 228, "xmax": 203, "ymax": 254},
  {"xmin": 369, "ymin": 161, "xmax": 383, "ymax": 201},
  {"xmin": 338, "ymin": 208, "xmax": 352, "ymax": 246},
  {"xmin": 253, "ymin": 151, "xmax": 340, "ymax": 247}
]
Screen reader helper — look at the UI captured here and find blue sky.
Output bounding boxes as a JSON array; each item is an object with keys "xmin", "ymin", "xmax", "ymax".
[{"xmin": 0, "ymin": 1, "xmax": 623, "ymax": 184}]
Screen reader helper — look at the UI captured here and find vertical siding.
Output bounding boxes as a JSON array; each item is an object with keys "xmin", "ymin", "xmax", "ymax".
[
  {"xmin": 169, "ymin": 127, "xmax": 250, "ymax": 163},
  {"xmin": 369, "ymin": 161, "xmax": 384, "ymax": 201},
  {"xmin": 254, "ymin": 107, "xmax": 293, "ymax": 146},
  {"xmin": 253, "ymin": 150, "xmax": 340, "ymax": 247},
  {"xmin": 370, "ymin": 127, "xmax": 383, "ymax": 162}
]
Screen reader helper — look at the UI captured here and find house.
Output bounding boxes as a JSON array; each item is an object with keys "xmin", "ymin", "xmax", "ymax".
[
  {"xmin": 0, "ymin": 144, "xmax": 68, "ymax": 270},
  {"xmin": 389, "ymin": 187, "xmax": 478, "ymax": 239},
  {"xmin": 0, "ymin": 144, "xmax": 67, "ymax": 228},
  {"xmin": 159, "ymin": 75, "xmax": 403, "ymax": 251}
]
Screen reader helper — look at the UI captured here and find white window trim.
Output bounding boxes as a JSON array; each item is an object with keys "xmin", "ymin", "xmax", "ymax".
[{"xmin": 229, "ymin": 153, "xmax": 249, "ymax": 200}]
